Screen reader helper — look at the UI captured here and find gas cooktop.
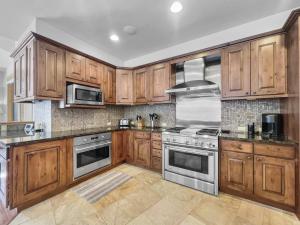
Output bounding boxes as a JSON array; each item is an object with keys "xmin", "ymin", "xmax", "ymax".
[{"xmin": 165, "ymin": 127, "xmax": 220, "ymax": 137}]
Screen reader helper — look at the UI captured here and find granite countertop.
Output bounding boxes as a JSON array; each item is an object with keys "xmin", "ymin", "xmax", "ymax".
[
  {"xmin": 0, "ymin": 126, "xmax": 168, "ymax": 147},
  {"xmin": 220, "ymin": 132, "xmax": 297, "ymax": 146}
]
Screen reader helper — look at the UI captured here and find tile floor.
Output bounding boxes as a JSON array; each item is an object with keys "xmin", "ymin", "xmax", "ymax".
[{"xmin": 9, "ymin": 164, "xmax": 300, "ymax": 225}]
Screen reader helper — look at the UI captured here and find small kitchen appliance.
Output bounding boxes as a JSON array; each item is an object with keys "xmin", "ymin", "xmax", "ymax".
[
  {"xmin": 262, "ymin": 113, "xmax": 284, "ymax": 138},
  {"xmin": 149, "ymin": 113, "xmax": 159, "ymax": 128},
  {"xmin": 119, "ymin": 119, "xmax": 132, "ymax": 127}
]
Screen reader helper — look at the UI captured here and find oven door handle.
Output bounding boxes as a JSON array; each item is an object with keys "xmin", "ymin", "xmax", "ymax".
[
  {"xmin": 75, "ymin": 141, "xmax": 111, "ymax": 153},
  {"xmin": 165, "ymin": 145, "xmax": 213, "ymax": 156}
]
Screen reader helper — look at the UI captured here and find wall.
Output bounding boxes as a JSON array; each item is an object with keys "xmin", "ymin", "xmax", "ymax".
[
  {"xmin": 123, "ymin": 104, "xmax": 176, "ymax": 128},
  {"xmin": 221, "ymin": 99, "xmax": 281, "ymax": 132}
]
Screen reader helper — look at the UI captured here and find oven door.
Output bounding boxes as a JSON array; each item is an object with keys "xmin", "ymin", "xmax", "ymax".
[
  {"xmin": 69, "ymin": 84, "xmax": 104, "ymax": 105},
  {"xmin": 164, "ymin": 144, "xmax": 215, "ymax": 183},
  {"xmin": 73, "ymin": 141, "xmax": 111, "ymax": 179}
]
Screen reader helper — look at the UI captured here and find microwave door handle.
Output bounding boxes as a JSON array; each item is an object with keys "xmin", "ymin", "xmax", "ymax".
[{"xmin": 75, "ymin": 142, "xmax": 111, "ymax": 153}]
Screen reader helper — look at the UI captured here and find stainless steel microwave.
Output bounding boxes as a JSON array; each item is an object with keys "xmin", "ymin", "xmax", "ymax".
[{"xmin": 67, "ymin": 84, "xmax": 104, "ymax": 105}]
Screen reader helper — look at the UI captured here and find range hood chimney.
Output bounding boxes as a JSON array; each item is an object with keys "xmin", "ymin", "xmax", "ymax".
[{"xmin": 166, "ymin": 56, "xmax": 221, "ymax": 95}]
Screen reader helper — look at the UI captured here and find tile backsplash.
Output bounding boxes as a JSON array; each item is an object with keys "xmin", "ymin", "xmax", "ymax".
[
  {"xmin": 123, "ymin": 104, "xmax": 176, "ymax": 128},
  {"xmin": 221, "ymin": 99, "xmax": 281, "ymax": 132}
]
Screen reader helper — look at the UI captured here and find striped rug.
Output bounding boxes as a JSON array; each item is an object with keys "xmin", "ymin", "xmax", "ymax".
[{"xmin": 73, "ymin": 171, "xmax": 132, "ymax": 203}]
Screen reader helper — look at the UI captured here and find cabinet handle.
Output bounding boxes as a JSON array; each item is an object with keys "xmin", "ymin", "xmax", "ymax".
[
  {"xmin": 256, "ymin": 157, "xmax": 263, "ymax": 161},
  {"xmin": 247, "ymin": 156, "xmax": 252, "ymax": 159},
  {"xmin": 245, "ymin": 92, "xmax": 249, "ymax": 95}
]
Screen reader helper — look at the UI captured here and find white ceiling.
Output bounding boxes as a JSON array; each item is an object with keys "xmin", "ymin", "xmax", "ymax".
[{"xmin": 1, "ymin": 0, "xmax": 300, "ymax": 61}]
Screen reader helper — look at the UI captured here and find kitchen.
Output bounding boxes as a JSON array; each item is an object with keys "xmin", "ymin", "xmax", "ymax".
[{"xmin": 1, "ymin": 1, "xmax": 300, "ymax": 225}]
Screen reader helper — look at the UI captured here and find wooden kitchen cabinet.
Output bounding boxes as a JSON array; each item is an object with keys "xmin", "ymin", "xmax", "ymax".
[
  {"xmin": 103, "ymin": 66, "xmax": 116, "ymax": 104},
  {"xmin": 150, "ymin": 132, "xmax": 162, "ymax": 172},
  {"xmin": 221, "ymin": 42, "xmax": 251, "ymax": 98},
  {"xmin": 37, "ymin": 41, "xmax": 65, "ymax": 99},
  {"xmin": 221, "ymin": 151, "xmax": 253, "ymax": 195},
  {"xmin": 133, "ymin": 132, "xmax": 151, "ymax": 168},
  {"xmin": 66, "ymin": 51, "xmax": 86, "ymax": 81},
  {"xmin": 14, "ymin": 46, "xmax": 27, "ymax": 100},
  {"xmin": 112, "ymin": 131, "xmax": 126, "ymax": 165},
  {"xmin": 123, "ymin": 131, "xmax": 134, "ymax": 162},
  {"xmin": 85, "ymin": 58, "xmax": 103, "ymax": 85},
  {"xmin": 11, "ymin": 140, "xmax": 67, "ymax": 208},
  {"xmin": 134, "ymin": 67, "xmax": 149, "ymax": 104},
  {"xmin": 251, "ymin": 34, "xmax": 286, "ymax": 96},
  {"xmin": 149, "ymin": 63, "xmax": 171, "ymax": 103},
  {"xmin": 116, "ymin": 69, "xmax": 134, "ymax": 104},
  {"xmin": 254, "ymin": 155, "xmax": 295, "ymax": 207}
]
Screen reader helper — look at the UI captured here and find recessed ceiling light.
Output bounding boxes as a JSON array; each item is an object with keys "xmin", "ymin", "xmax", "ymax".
[
  {"xmin": 170, "ymin": 1, "xmax": 183, "ymax": 13},
  {"xmin": 110, "ymin": 34, "xmax": 119, "ymax": 42}
]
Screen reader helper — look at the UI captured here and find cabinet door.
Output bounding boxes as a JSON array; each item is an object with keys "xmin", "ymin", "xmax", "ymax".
[
  {"xmin": 26, "ymin": 39, "xmax": 36, "ymax": 98},
  {"xmin": 0, "ymin": 156, "xmax": 8, "ymax": 207},
  {"xmin": 254, "ymin": 155, "xmax": 295, "ymax": 207},
  {"xmin": 221, "ymin": 42, "xmax": 251, "ymax": 98},
  {"xmin": 66, "ymin": 51, "xmax": 86, "ymax": 81},
  {"xmin": 85, "ymin": 59, "xmax": 103, "ymax": 85},
  {"xmin": 112, "ymin": 131, "xmax": 125, "ymax": 165},
  {"xmin": 104, "ymin": 66, "xmax": 116, "ymax": 104},
  {"xmin": 134, "ymin": 138, "xmax": 151, "ymax": 168},
  {"xmin": 149, "ymin": 63, "xmax": 170, "ymax": 103},
  {"xmin": 134, "ymin": 67, "xmax": 149, "ymax": 104},
  {"xmin": 116, "ymin": 69, "xmax": 133, "ymax": 104},
  {"xmin": 123, "ymin": 131, "xmax": 134, "ymax": 162},
  {"xmin": 14, "ymin": 47, "xmax": 27, "ymax": 100},
  {"xmin": 221, "ymin": 151, "xmax": 253, "ymax": 195},
  {"xmin": 251, "ymin": 35, "xmax": 286, "ymax": 95},
  {"xmin": 36, "ymin": 41, "xmax": 64, "ymax": 99},
  {"xmin": 12, "ymin": 140, "xmax": 67, "ymax": 208}
]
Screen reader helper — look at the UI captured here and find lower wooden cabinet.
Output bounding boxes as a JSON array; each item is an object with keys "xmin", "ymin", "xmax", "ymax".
[
  {"xmin": 133, "ymin": 136, "xmax": 151, "ymax": 168},
  {"xmin": 221, "ymin": 151, "xmax": 253, "ymax": 195},
  {"xmin": 220, "ymin": 139, "xmax": 296, "ymax": 209},
  {"xmin": 11, "ymin": 140, "xmax": 67, "ymax": 208},
  {"xmin": 112, "ymin": 131, "xmax": 126, "ymax": 165},
  {"xmin": 254, "ymin": 155, "xmax": 295, "ymax": 207},
  {"xmin": 123, "ymin": 131, "xmax": 134, "ymax": 162}
]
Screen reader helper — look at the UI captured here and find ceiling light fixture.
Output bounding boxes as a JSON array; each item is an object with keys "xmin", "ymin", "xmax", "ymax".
[
  {"xmin": 110, "ymin": 34, "xmax": 119, "ymax": 42},
  {"xmin": 170, "ymin": 1, "xmax": 183, "ymax": 13}
]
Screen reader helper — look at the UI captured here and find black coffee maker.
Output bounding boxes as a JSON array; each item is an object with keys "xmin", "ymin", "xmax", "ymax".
[{"xmin": 261, "ymin": 114, "xmax": 283, "ymax": 138}]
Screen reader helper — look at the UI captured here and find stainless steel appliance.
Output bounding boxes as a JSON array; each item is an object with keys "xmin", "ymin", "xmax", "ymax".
[
  {"xmin": 149, "ymin": 113, "xmax": 159, "ymax": 128},
  {"xmin": 119, "ymin": 119, "xmax": 132, "ymax": 127},
  {"xmin": 73, "ymin": 133, "xmax": 111, "ymax": 179},
  {"xmin": 163, "ymin": 55, "xmax": 221, "ymax": 195},
  {"xmin": 162, "ymin": 128, "xmax": 219, "ymax": 195},
  {"xmin": 262, "ymin": 113, "xmax": 284, "ymax": 138},
  {"xmin": 67, "ymin": 84, "xmax": 104, "ymax": 106}
]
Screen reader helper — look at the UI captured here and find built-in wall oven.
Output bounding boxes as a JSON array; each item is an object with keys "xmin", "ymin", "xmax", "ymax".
[
  {"xmin": 73, "ymin": 133, "xmax": 111, "ymax": 179},
  {"xmin": 67, "ymin": 84, "xmax": 104, "ymax": 106}
]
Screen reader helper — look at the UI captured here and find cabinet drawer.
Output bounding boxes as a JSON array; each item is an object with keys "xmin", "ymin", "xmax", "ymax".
[
  {"xmin": 152, "ymin": 149, "xmax": 162, "ymax": 158},
  {"xmin": 151, "ymin": 157, "xmax": 162, "ymax": 171},
  {"xmin": 152, "ymin": 133, "xmax": 162, "ymax": 141},
  {"xmin": 135, "ymin": 131, "xmax": 151, "ymax": 139},
  {"xmin": 152, "ymin": 140, "xmax": 162, "ymax": 150},
  {"xmin": 221, "ymin": 140, "xmax": 253, "ymax": 153},
  {"xmin": 254, "ymin": 143, "xmax": 295, "ymax": 159}
]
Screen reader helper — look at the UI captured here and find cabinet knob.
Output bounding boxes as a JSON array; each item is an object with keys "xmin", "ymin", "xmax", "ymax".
[
  {"xmin": 245, "ymin": 92, "xmax": 249, "ymax": 95},
  {"xmin": 253, "ymin": 91, "xmax": 256, "ymax": 94},
  {"xmin": 247, "ymin": 156, "xmax": 252, "ymax": 159},
  {"xmin": 256, "ymin": 157, "xmax": 263, "ymax": 161}
]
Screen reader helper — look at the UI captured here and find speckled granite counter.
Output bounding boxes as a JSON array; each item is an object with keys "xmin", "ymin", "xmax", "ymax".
[
  {"xmin": 220, "ymin": 132, "xmax": 297, "ymax": 146},
  {"xmin": 0, "ymin": 126, "xmax": 168, "ymax": 147}
]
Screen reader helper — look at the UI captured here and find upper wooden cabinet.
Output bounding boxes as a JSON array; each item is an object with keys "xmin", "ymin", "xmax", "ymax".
[
  {"xmin": 221, "ymin": 34, "xmax": 287, "ymax": 99},
  {"xmin": 86, "ymin": 58, "xmax": 103, "ymax": 85},
  {"xmin": 37, "ymin": 41, "xmax": 65, "ymax": 99},
  {"xmin": 116, "ymin": 69, "xmax": 134, "ymax": 104},
  {"xmin": 13, "ymin": 38, "xmax": 65, "ymax": 102},
  {"xmin": 149, "ymin": 63, "xmax": 171, "ymax": 103},
  {"xmin": 251, "ymin": 35, "xmax": 286, "ymax": 96},
  {"xmin": 221, "ymin": 42, "xmax": 251, "ymax": 98},
  {"xmin": 134, "ymin": 67, "xmax": 149, "ymax": 104},
  {"xmin": 66, "ymin": 51, "xmax": 86, "ymax": 81},
  {"xmin": 103, "ymin": 66, "xmax": 116, "ymax": 104},
  {"xmin": 11, "ymin": 140, "xmax": 67, "ymax": 208}
]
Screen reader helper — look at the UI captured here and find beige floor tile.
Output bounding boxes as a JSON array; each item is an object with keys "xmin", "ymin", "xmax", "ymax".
[
  {"xmin": 18, "ymin": 212, "xmax": 56, "ymax": 225},
  {"xmin": 8, "ymin": 213, "xmax": 30, "ymax": 225},
  {"xmin": 127, "ymin": 214, "xmax": 156, "ymax": 225},
  {"xmin": 134, "ymin": 171, "xmax": 161, "ymax": 186},
  {"xmin": 235, "ymin": 201, "xmax": 264, "ymax": 225},
  {"xmin": 179, "ymin": 215, "xmax": 207, "ymax": 225},
  {"xmin": 149, "ymin": 180, "xmax": 182, "ymax": 198},
  {"xmin": 143, "ymin": 198, "xmax": 189, "ymax": 225},
  {"xmin": 21, "ymin": 200, "xmax": 53, "ymax": 220},
  {"xmin": 262, "ymin": 207, "xmax": 298, "ymax": 225}
]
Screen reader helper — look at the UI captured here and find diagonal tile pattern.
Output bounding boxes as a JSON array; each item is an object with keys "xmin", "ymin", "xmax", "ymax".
[{"xmin": 9, "ymin": 164, "xmax": 300, "ymax": 225}]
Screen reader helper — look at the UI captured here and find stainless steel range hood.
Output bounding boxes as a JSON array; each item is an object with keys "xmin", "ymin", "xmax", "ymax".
[{"xmin": 166, "ymin": 56, "xmax": 221, "ymax": 94}]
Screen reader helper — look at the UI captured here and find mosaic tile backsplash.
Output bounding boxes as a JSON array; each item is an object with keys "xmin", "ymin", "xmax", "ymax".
[
  {"xmin": 221, "ymin": 99, "xmax": 281, "ymax": 132},
  {"xmin": 123, "ymin": 104, "xmax": 176, "ymax": 128}
]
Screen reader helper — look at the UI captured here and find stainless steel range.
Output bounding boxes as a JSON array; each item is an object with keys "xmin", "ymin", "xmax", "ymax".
[
  {"xmin": 162, "ymin": 127, "xmax": 219, "ymax": 195},
  {"xmin": 163, "ymin": 54, "xmax": 221, "ymax": 195}
]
